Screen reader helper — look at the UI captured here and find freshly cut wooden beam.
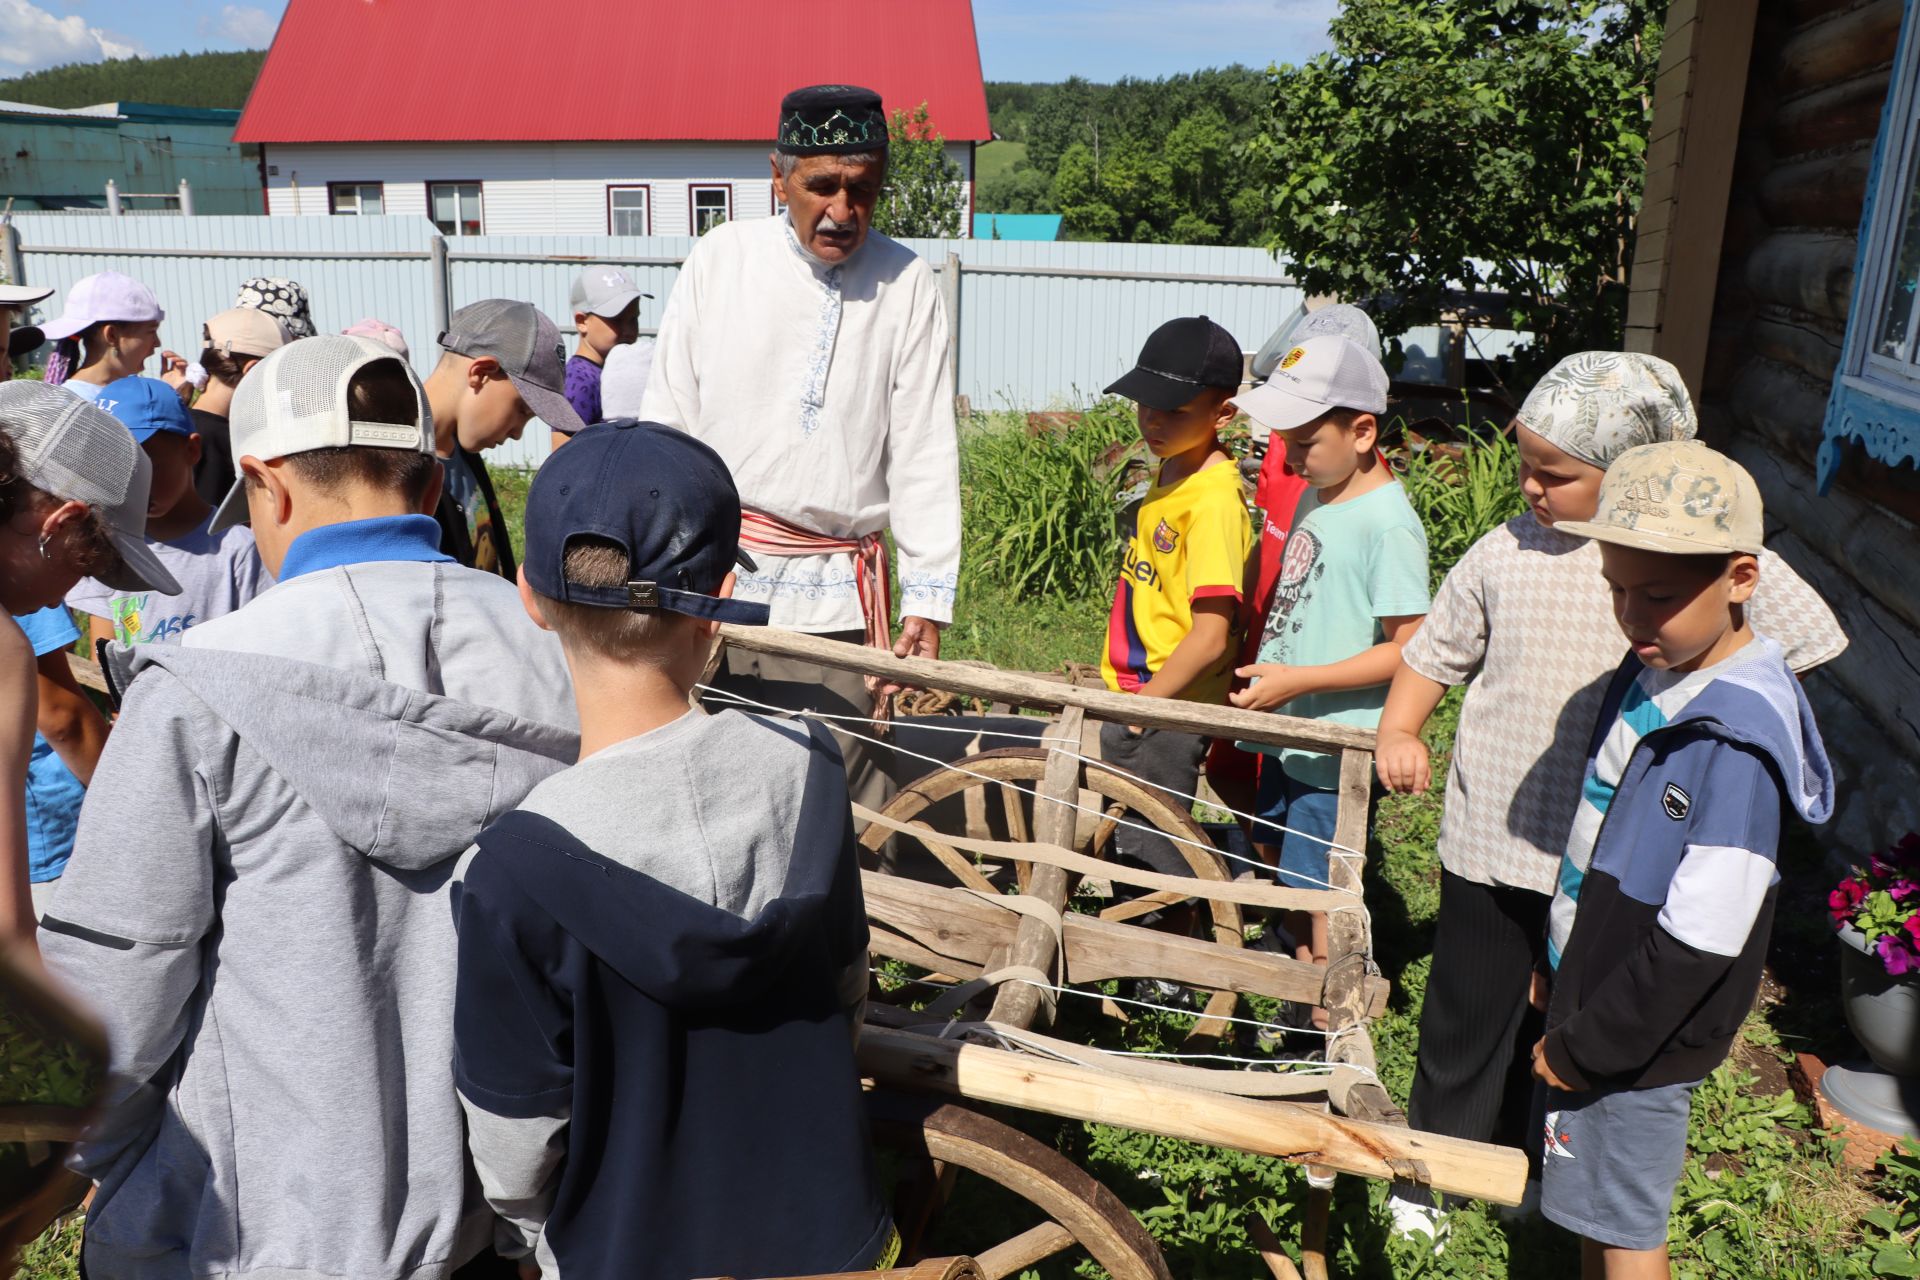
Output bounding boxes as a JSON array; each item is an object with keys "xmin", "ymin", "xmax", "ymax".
[
  {"xmin": 862, "ymin": 871, "xmax": 1390, "ymax": 1017},
  {"xmin": 859, "ymin": 1026, "xmax": 1526, "ymax": 1205},
  {"xmin": 718, "ymin": 626, "xmax": 1376, "ymax": 754}
]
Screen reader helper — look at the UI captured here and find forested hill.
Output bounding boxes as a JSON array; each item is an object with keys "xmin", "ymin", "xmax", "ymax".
[
  {"xmin": 0, "ymin": 50, "xmax": 266, "ymax": 111},
  {"xmin": 978, "ymin": 68, "xmax": 1273, "ymax": 246}
]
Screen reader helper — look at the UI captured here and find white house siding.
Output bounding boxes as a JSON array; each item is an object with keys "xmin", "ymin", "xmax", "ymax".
[{"xmin": 263, "ymin": 141, "xmax": 975, "ymax": 236}]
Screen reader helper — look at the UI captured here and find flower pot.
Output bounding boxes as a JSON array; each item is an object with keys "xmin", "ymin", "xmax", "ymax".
[
  {"xmin": 1838, "ymin": 925, "xmax": 1920, "ymax": 1076},
  {"xmin": 1824, "ymin": 926, "xmax": 1920, "ymax": 1139}
]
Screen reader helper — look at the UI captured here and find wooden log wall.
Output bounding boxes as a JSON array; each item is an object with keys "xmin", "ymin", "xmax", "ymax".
[{"xmin": 1704, "ymin": 0, "xmax": 1920, "ymax": 851}]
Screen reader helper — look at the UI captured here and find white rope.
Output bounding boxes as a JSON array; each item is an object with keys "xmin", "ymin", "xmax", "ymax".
[
  {"xmin": 698, "ymin": 685, "xmax": 1369, "ymax": 864},
  {"xmin": 698, "ymin": 684, "xmax": 1367, "ymax": 903}
]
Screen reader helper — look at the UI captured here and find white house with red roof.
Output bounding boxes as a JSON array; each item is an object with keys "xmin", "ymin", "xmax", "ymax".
[{"xmin": 235, "ymin": 0, "xmax": 991, "ymax": 238}]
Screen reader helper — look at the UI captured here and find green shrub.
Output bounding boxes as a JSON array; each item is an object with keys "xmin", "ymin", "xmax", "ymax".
[
  {"xmin": 957, "ymin": 400, "xmax": 1139, "ymax": 601},
  {"xmin": 1396, "ymin": 434, "xmax": 1529, "ymax": 591}
]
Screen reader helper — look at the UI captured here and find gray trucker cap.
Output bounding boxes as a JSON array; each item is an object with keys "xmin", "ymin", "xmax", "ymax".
[{"xmin": 437, "ymin": 299, "xmax": 585, "ymax": 436}]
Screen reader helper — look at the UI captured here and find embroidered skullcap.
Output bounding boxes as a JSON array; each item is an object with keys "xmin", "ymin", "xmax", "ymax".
[
  {"xmin": 235, "ymin": 276, "xmax": 315, "ymax": 340},
  {"xmin": 776, "ymin": 84, "xmax": 888, "ymax": 156},
  {"xmin": 1517, "ymin": 350, "xmax": 1698, "ymax": 469}
]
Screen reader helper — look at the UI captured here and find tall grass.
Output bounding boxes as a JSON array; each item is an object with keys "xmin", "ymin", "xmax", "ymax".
[
  {"xmin": 1396, "ymin": 433, "xmax": 1529, "ymax": 591},
  {"xmin": 958, "ymin": 400, "xmax": 1139, "ymax": 601}
]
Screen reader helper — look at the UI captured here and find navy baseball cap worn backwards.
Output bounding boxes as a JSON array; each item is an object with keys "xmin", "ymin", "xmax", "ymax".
[{"xmin": 523, "ymin": 420, "xmax": 770, "ymax": 626}]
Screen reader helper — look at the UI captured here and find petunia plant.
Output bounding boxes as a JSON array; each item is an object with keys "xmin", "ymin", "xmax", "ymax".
[{"xmin": 1832, "ymin": 833, "xmax": 1920, "ymax": 975}]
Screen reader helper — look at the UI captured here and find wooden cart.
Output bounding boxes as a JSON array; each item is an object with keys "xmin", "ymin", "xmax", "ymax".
[{"xmin": 711, "ymin": 628, "xmax": 1526, "ymax": 1280}]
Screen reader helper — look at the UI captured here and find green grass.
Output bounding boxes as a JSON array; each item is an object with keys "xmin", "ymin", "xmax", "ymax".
[{"xmin": 976, "ymin": 140, "xmax": 1030, "ymax": 184}]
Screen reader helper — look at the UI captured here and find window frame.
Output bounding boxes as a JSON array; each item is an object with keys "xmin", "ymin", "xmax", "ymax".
[
  {"xmin": 689, "ymin": 183, "xmax": 732, "ymax": 236},
  {"xmin": 606, "ymin": 184, "xmax": 652, "ymax": 236},
  {"xmin": 1819, "ymin": 0, "xmax": 1920, "ymax": 490},
  {"xmin": 326, "ymin": 181, "xmax": 385, "ymax": 216},
  {"xmin": 426, "ymin": 180, "xmax": 486, "ymax": 237},
  {"xmin": 1845, "ymin": 15, "xmax": 1920, "ymax": 412}
]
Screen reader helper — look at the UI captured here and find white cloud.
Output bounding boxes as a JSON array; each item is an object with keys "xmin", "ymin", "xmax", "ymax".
[
  {"xmin": 214, "ymin": 4, "xmax": 278, "ymax": 47},
  {"xmin": 0, "ymin": 0, "xmax": 139, "ymax": 72}
]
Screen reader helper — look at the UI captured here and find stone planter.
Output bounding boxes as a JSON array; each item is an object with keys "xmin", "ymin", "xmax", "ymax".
[{"xmin": 1823, "ymin": 925, "xmax": 1920, "ymax": 1137}]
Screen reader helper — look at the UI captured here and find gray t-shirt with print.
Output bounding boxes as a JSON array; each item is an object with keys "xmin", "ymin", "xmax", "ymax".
[{"xmin": 68, "ymin": 515, "xmax": 271, "ymax": 644}]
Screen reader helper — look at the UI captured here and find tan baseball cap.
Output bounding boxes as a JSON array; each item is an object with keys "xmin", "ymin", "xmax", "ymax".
[
  {"xmin": 1555, "ymin": 440, "xmax": 1765, "ymax": 556},
  {"xmin": 203, "ymin": 307, "xmax": 292, "ymax": 360}
]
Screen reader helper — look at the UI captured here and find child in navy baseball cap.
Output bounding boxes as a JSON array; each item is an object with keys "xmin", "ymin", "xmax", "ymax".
[
  {"xmin": 66, "ymin": 376, "xmax": 270, "ymax": 647},
  {"xmin": 458, "ymin": 418, "xmax": 888, "ymax": 1277}
]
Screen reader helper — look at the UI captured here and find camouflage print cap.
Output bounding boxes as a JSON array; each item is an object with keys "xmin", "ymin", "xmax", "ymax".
[{"xmin": 1555, "ymin": 440, "xmax": 1765, "ymax": 556}]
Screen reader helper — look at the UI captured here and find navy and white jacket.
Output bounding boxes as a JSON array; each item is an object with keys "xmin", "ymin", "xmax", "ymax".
[
  {"xmin": 450, "ymin": 762, "xmax": 888, "ymax": 1279},
  {"xmin": 1542, "ymin": 636, "xmax": 1833, "ymax": 1093}
]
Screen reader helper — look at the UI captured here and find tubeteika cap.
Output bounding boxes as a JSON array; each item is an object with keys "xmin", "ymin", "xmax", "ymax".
[
  {"xmin": 1105, "ymin": 316, "xmax": 1243, "ymax": 412},
  {"xmin": 210, "ymin": 335, "xmax": 432, "ymax": 531},
  {"xmin": 569, "ymin": 267, "xmax": 651, "ymax": 319},
  {"xmin": 235, "ymin": 277, "xmax": 314, "ymax": 340},
  {"xmin": 777, "ymin": 84, "xmax": 889, "ymax": 155},
  {"xmin": 1230, "ymin": 334, "xmax": 1388, "ymax": 435},
  {"xmin": 97, "ymin": 376, "xmax": 196, "ymax": 444},
  {"xmin": 0, "ymin": 381, "xmax": 180, "ymax": 594},
  {"xmin": 8, "ymin": 326, "xmax": 45, "ymax": 359},
  {"xmin": 522, "ymin": 420, "xmax": 769, "ymax": 626},
  {"xmin": 203, "ymin": 307, "xmax": 292, "ymax": 361},
  {"xmin": 39, "ymin": 271, "xmax": 164, "ymax": 342},
  {"xmin": 438, "ymin": 299, "xmax": 585, "ymax": 437},
  {"xmin": 1555, "ymin": 440, "xmax": 1765, "ymax": 557}
]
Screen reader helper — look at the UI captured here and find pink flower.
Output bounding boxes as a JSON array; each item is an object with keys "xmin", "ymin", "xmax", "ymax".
[
  {"xmin": 1832, "ymin": 879, "xmax": 1868, "ymax": 926},
  {"xmin": 1903, "ymin": 916, "xmax": 1920, "ymax": 946},
  {"xmin": 1895, "ymin": 881, "xmax": 1919, "ymax": 902},
  {"xmin": 1880, "ymin": 935, "xmax": 1917, "ymax": 976}
]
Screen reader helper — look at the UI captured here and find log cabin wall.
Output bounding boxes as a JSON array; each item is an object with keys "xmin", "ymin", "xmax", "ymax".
[{"xmin": 1637, "ymin": 0, "xmax": 1920, "ymax": 855}]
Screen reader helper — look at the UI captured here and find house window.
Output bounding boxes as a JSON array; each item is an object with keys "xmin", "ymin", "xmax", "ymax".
[
  {"xmin": 428, "ymin": 182, "xmax": 483, "ymax": 237},
  {"xmin": 328, "ymin": 182, "xmax": 383, "ymax": 215},
  {"xmin": 691, "ymin": 185, "xmax": 731, "ymax": 236},
  {"xmin": 608, "ymin": 185, "xmax": 650, "ymax": 236},
  {"xmin": 1821, "ymin": 7, "xmax": 1920, "ymax": 487}
]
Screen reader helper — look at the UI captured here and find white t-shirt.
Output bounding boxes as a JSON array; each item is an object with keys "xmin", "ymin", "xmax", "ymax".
[{"xmin": 68, "ymin": 514, "xmax": 271, "ymax": 644}]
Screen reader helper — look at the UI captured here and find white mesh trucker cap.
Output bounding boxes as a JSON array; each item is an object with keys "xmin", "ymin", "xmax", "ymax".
[
  {"xmin": 210, "ymin": 335, "xmax": 433, "ymax": 532},
  {"xmin": 0, "ymin": 381, "xmax": 181, "ymax": 594}
]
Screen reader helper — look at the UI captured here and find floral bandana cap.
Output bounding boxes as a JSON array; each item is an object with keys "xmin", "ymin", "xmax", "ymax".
[
  {"xmin": 235, "ymin": 276, "xmax": 315, "ymax": 340},
  {"xmin": 1517, "ymin": 350, "xmax": 1698, "ymax": 469}
]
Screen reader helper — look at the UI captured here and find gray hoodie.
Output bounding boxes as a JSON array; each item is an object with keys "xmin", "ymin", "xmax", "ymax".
[{"xmin": 41, "ymin": 559, "xmax": 579, "ymax": 1280}]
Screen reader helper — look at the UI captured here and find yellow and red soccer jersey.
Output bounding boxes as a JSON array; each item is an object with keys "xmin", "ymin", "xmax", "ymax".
[{"xmin": 1101, "ymin": 459, "xmax": 1252, "ymax": 705}]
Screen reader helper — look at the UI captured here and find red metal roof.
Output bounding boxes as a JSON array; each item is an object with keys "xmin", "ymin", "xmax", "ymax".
[{"xmin": 235, "ymin": 0, "xmax": 991, "ymax": 145}]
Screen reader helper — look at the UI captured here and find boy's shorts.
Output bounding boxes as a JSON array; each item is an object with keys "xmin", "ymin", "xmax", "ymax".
[
  {"xmin": 1536, "ymin": 1077, "xmax": 1696, "ymax": 1250},
  {"xmin": 1252, "ymin": 765, "xmax": 1339, "ymax": 890},
  {"xmin": 1097, "ymin": 721, "xmax": 1206, "ymax": 878}
]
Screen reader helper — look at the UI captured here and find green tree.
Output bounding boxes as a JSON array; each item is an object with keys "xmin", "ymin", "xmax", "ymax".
[
  {"xmin": 873, "ymin": 102, "xmax": 965, "ymax": 240},
  {"xmin": 975, "ymin": 166, "xmax": 1054, "ymax": 214},
  {"xmin": 1248, "ymin": 0, "xmax": 1665, "ymax": 379}
]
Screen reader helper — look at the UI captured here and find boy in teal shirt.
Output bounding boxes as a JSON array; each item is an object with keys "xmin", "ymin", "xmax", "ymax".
[{"xmin": 1229, "ymin": 335, "xmax": 1429, "ymax": 1011}]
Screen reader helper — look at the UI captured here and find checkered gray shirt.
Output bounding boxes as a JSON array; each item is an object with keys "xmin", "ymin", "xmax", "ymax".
[{"xmin": 1401, "ymin": 515, "xmax": 1846, "ymax": 894}]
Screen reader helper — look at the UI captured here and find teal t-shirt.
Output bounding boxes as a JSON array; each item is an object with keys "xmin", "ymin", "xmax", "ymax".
[{"xmin": 1240, "ymin": 481, "xmax": 1429, "ymax": 788}]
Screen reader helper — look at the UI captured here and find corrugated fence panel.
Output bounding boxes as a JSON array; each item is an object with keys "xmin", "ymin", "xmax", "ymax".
[{"xmin": 9, "ymin": 215, "xmax": 1301, "ymax": 467}]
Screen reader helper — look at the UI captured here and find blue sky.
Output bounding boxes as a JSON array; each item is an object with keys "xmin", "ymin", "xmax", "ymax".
[{"xmin": 0, "ymin": 0, "xmax": 1339, "ymax": 83}]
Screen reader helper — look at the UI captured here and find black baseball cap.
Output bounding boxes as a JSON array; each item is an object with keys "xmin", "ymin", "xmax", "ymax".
[
  {"xmin": 1105, "ymin": 316, "xmax": 1243, "ymax": 412},
  {"xmin": 522, "ymin": 420, "xmax": 770, "ymax": 626}
]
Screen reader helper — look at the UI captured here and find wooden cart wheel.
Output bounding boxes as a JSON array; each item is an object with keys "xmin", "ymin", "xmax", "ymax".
[
  {"xmin": 861, "ymin": 746, "xmax": 1245, "ymax": 1040},
  {"xmin": 868, "ymin": 1089, "xmax": 1173, "ymax": 1280}
]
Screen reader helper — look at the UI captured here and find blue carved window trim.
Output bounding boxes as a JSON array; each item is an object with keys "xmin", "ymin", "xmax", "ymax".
[{"xmin": 1821, "ymin": 0, "xmax": 1920, "ymax": 489}]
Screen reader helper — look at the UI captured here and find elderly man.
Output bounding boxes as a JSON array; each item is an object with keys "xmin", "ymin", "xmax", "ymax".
[{"xmin": 642, "ymin": 83, "xmax": 960, "ymax": 808}]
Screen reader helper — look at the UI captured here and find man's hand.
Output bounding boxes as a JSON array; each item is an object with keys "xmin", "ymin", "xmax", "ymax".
[
  {"xmin": 1531, "ymin": 1037, "xmax": 1575, "ymax": 1091},
  {"xmin": 1227, "ymin": 663, "xmax": 1308, "ymax": 713},
  {"xmin": 157, "ymin": 351, "xmax": 194, "ymax": 400},
  {"xmin": 1375, "ymin": 727, "xmax": 1432, "ymax": 794},
  {"xmin": 879, "ymin": 615, "xmax": 942, "ymax": 696}
]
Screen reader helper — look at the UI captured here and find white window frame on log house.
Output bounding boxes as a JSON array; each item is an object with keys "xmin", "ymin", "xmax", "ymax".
[
  {"xmin": 1820, "ymin": 0, "xmax": 1920, "ymax": 490},
  {"xmin": 1849, "ymin": 15, "xmax": 1920, "ymax": 409}
]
